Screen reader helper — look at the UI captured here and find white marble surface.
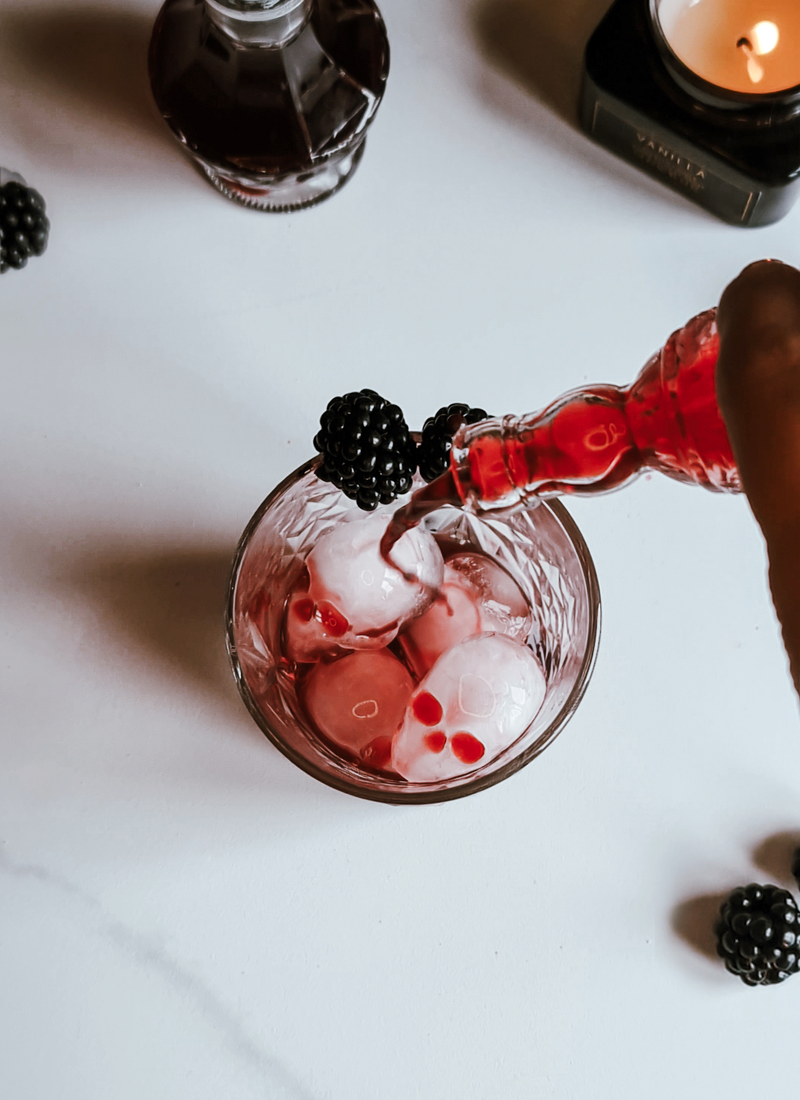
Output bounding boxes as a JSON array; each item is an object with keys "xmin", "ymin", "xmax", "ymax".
[{"xmin": 2, "ymin": 1, "xmax": 800, "ymax": 1097}]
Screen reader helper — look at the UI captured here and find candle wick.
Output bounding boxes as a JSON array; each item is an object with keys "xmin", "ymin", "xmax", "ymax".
[{"xmin": 736, "ymin": 35, "xmax": 764, "ymax": 83}]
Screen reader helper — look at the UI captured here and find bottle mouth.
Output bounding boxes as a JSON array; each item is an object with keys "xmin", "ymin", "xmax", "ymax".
[
  {"xmin": 204, "ymin": 0, "xmax": 312, "ymax": 47},
  {"xmin": 206, "ymin": 0, "xmax": 307, "ymax": 18}
]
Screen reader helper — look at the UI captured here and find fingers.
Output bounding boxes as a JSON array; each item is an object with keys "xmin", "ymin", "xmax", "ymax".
[
  {"xmin": 717, "ymin": 260, "xmax": 800, "ymax": 391},
  {"xmin": 716, "ymin": 260, "xmax": 800, "ymax": 697}
]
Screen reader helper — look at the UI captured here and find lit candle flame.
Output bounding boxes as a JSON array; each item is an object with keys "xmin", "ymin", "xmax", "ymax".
[
  {"xmin": 736, "ymin": 21, "xmax": 779, "ymax": 87},
  {"xmin": 752, "ymin": 20, "xmax": 780, "ymax": 56}
]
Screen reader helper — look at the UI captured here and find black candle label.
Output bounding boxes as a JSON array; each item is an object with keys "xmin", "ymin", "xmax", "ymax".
[{"xmin": 590, "ymin": 100, "xmax": 759, "ymax": 224}]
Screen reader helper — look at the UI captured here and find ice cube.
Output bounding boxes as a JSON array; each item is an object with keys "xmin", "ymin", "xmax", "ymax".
[
  {"xmin": 306, "ymin": 513, "xmax": 443, "ymax": 637},
  {"xmin": 302, "ymin": 649, "xmax": 414, "ymax": 769},
  {"xmin": 284, "ymin": 586, "xmax": 359, "ymax": 664},
  {"xmin": 398, "ymin": 553, "xmax": 532, "ymax": 677},
  {"xmin": 391, "ymin": 633, "xmax": 546, "ymax": 782},
  {"xmin": 398, "ymin": 567, "xmax": 482, "ymax": 678},
  {"xmin": 447, "ymin": 552, "xmax": 532, "ymax": 643}
]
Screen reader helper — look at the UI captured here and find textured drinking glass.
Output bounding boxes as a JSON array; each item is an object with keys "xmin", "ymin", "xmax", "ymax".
[
  {"xmin": 149, "ymin": 0, "xmax": 389, "ymax": 211},
  {"xmin": 226, "ymin": 457, "xmax": 601, "ymax": 804}
]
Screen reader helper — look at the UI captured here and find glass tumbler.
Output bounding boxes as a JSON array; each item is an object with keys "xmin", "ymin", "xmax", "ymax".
[{"xmin": 226, "ymin": 458, "xmax": 601, "ymax": 803}]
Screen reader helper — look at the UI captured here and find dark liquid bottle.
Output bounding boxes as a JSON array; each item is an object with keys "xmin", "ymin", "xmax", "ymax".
[
  {"xmin": 149, "ymin": 0, "xmax": 389, "ymax": 211},
  {"xmin": 382, "ymin": 308, "xmax": 740, "ymax": 557}
]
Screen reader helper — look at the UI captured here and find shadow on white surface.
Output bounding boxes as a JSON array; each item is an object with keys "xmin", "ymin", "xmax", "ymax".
[
  {"xmin": 0, "ymin": 4, "xmax": 178, "ymax": 177},
  {"xmin": 671, "ymin": 891, "xmax": 730, "ymax": 966},
  {"xmin": 467, "ymin": 0, "xmax": 706, "ymax": 221},
  {"xmin": 3, "ymin": 489, "xmax": 361, "ymax": 815},
  {"xmin": 53, "ymin": 537, "xmax": 358, "ymax": 809},
  {"xmin": 63, "ymin": 542, "xmax": 242, "ymax": 712},
  {"xmin": 471, "ymin": 0, "xmax": 610, "ymax": 124},
  {"xmin": 753, "ymin": 830, "xmax": 800, "ymax": 887}
]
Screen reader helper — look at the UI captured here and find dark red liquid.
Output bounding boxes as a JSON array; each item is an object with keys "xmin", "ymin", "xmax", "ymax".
[
  {"xmin": 450, "ymin": 732, "xmax": 486, "ymax": 765},
  {"xmin": 423, "ymin": 731, "xmax": 446, "ymax": 754},
  {"xmin": 412, "ymin": 691, "xmax": 443, "ymax": 727},
  {"xmin": 383, "ymin": 308, "xmax": 740, "ymax": 558},
  {"xmin": 149, "ymin": 0, "xmax": 389, "ymax": 178}
]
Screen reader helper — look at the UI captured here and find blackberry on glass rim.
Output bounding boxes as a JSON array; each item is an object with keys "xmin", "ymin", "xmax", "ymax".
[
  {"xmin": 313, "ymin": 389, "xmax": 417, "ymax": 511},
  {"xmin": 418, "ymin": 404, "xmax": 489, "ymax": 484}
]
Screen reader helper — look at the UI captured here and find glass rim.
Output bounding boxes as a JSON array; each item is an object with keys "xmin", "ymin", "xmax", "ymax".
[{"xmin": 225, "ymin": 455, "xmax": 602, "ymax": 805}]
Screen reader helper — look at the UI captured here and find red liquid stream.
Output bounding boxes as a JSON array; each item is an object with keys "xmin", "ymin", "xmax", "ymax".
[{"xmin": 381, "ymin": 308, "xmax": 740, "ymax": 559}]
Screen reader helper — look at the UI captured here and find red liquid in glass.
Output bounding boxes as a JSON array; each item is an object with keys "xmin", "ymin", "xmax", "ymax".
[{"xmin": 280, "ymin": 537, "xmax": 533, "ymax": 775}]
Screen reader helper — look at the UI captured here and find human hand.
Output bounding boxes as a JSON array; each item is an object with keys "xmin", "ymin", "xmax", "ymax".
[{"xmin": 716, "ymin": 260, "xmax": 800, "ymax": 697}]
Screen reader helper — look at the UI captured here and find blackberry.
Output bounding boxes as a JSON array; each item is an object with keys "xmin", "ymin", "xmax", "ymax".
[
  {"xmin": 793, "ymin": 846, "xmax": 800, "ymax": 891},
  {"xmin": 417, "ymin": 403, "xmax": 488, "ymax": 483},
  {"xmin": 715, "ymin": 883, "xmax": 800, "ymax": 986},
  {"xmin": 0, "ymin": 181, "xmax": 50, "ymax": 273},
  {"xmin": 313, "ymin": 389, "xmax": 417, "ymax": 511}
]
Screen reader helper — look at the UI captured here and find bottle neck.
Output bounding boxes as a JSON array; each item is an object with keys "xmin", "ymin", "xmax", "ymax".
[{"xmin": 205, "ymin": 0, "xmax": 313, "ymax": 47}]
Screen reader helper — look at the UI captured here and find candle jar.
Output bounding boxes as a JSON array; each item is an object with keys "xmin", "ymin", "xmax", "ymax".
[
  {"xmin": 579, "ymin": 0, "xmax": 800, "ymax": 226},
  {"xmin": 149, "ymin": 0, "xmax": 389, "ymax": 211}
]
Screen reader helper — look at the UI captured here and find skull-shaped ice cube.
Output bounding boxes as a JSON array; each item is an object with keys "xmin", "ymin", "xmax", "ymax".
[
  {"xmin": 286, "ymin": 514, "xmax": 444, "ymax": 661},
  {"xmin": 391, "ymin": 633, "xmax": 546, "ymax": 782}
]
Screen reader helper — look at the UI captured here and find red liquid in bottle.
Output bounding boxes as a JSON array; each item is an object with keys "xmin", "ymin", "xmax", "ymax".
[{"xmin": 382, "ymin": 308, "xmax": 740, "ymax": 559}]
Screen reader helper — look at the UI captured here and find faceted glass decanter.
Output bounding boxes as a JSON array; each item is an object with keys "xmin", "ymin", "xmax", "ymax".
[{"xmin": 149, "ymin": 0, "xmax": 390, "ymax": 211}]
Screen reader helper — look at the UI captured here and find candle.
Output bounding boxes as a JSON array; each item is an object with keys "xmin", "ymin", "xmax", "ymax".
[
  {"xmin": 580, "ymin": 0, "xmax": 800, "ymax": 226},
  {"xmin": 657, "ymin": 0, "xmax": 800, "ymax": 95}
]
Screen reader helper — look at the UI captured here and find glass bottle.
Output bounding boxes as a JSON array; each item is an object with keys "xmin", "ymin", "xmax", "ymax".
[
  {"xmin": 148, "ymin": 0, "xmax": 390, "ymax": 211},
  {"xmin": 382, "ymin": 309, "xmax": 740, "ymax": 553}
]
